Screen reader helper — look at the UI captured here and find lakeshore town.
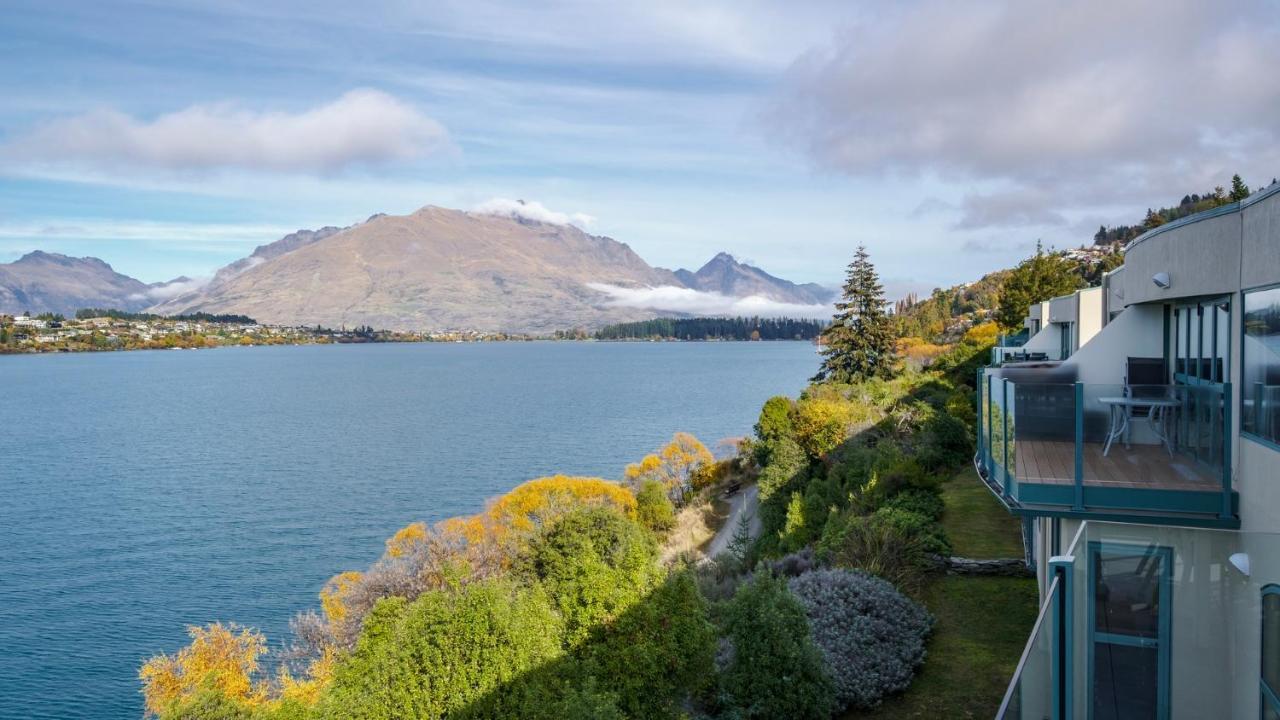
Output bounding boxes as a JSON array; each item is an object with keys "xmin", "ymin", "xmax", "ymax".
[{"xmin": 0, "ymin": 311, "xmax": 531, "ymax": 353}]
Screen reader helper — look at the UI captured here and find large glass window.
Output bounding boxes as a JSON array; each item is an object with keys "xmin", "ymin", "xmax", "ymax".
[
  {"xmin": 1262, "ymin": 586, "xmax": 1280, "ymax": 719},
  {"xmin": 1243, "ymin": 287, "xmax": 1280, "ymax": 446},
  {"xmin": 1089, "ymin": 542, "xmax": 1171, "ymax": 720}
]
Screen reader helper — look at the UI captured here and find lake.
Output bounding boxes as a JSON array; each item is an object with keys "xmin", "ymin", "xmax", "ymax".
[{"xmin": 0, "ymin": 341, "xmax": 817, "ymax": 718}]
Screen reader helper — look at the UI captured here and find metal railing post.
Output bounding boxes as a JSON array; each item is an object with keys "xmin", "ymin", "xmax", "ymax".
[
  {"xmin": 1222, "ymin": 382, "xmax": 1234, "ymax": 520},
  {"xmin": 1048, "ymin": 555, "xmax": 1076, "ymax": 720},
  {"xmin": 1074, "ymin": 382, "xmax": 1084, "ymax": 511},
  {"xmin": 976, "ymin": 368, "xmax": 985, "ymax": 474},
  {"xmin": 1002, "ymin": 378, "xmax": 1012, "ymax": 500}
]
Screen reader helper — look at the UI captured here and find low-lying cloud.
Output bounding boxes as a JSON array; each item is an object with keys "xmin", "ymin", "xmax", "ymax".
[
  {"xmin": 473, "ymin": 198, "xmax": 596, "ymax": 228},
  {"xmin": 770, "ymin": 0, "xmax": 1280, "ymax": 228},
  {"xmin": 2, "ymin": 89, "xmax": 451, "ymax": 174},
  {"xmin": 588, "ymin": 283, "xmax": 833, "ymax": 319},
  {"xmin": 129, "ymin": 276, "xmax": 210, "ymax": 302}
]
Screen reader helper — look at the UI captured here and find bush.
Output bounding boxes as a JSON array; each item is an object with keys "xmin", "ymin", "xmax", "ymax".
[
  {"xmin": 635, "ymin": 479, "xmax": 675, "ymax": 533},
  {"xmin": 754, "ymin": 396, "xmax": 795, "ymax": 445},
  {"xmin": 918, "ymin": 410, "xmax": 972, "ymax": 470},
  {"xmin": 817, "ymin": 511, "xmax": 932, "ymax": 596},
  {"xmin": 872, "ymin": 506, "xmax": 951, "ymax": 557},
  {"xmin": 518, "ymin": 507, "xmax": 660, "ymax": 646},
  {"xmin": 716, "ymin": 573, "xmax": 835, "ymax": 719},
  {"xmin": 318, "ymin": 580, "xmax": 564, "ymax": 718},
  {"xmin": 792, "ymin": 395, "xmax": 856, "ymax": 459},
  {"xmin": 789, "ymin": 569, "xmax": 934, "ymax": 711},
  {"xmin": 882, "ymin": 488, "xmax": 945, "ymax": 521}
]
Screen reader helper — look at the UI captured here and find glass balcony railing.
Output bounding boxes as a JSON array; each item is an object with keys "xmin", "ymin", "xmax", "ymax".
[
  {"xmin": 1000, "ymin": 521, "xmax": 1267, "ymax": 719},
  {"xmin": 975, "ymin": 370, "xmax": 1236, "ymax": 524},
  {"xmin": 999, "ymin": 331, "xmax": 1032, "ymax": 348}
]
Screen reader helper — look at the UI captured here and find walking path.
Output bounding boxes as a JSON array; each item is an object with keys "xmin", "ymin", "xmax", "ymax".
[{"xmin": 704, "ymin": 483, "xmax": 760, "ymax": 559}]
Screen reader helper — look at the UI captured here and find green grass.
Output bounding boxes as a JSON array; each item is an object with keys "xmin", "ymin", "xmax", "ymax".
[
  {"xmin": 848, "ymin": 575, "xmax": 1039, "ymax": 719},
  {"xmin": 940, "ymin": 468, "xmax": 1025, "ymax": 559},
  {"xmin": 842, "ymin": 467, "xmax": 1039, "ymax": 719}
]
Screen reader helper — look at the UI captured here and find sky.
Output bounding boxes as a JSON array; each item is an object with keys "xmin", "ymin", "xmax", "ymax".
[{"xmin": 2, "ymin": 0, "xmax": 1278, "ymax": 300}]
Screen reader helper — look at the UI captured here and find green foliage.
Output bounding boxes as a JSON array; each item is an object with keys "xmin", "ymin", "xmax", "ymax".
[
  {"xmin": 595, "ymin": 316, "xmax": 826, "ymax": 341},
  {"xmin": 317, "ymin": 580, "xmax": 564, "ymax": 719},
  {"xmin": 634, "ymin": 479, "xmax": 675, "ymax": 533},
  {"xmin": 873, "ymin": 506, "xmax": 951, "ymax": 556},
  {"xmin": 1230, "ymin": 173, "xmax": 1252, "ymax": 202},
  {"xmin": 716, "ymin": 573, "xmax": 835, "ymax": 719},
  {"xmin": 893, "ymin": 270, "xmax": 1010, "ymax": 343},
  {"xmin": 817, "ymin": 510, "xmax": 933, "ymax": 596},
  {"xmin": 918, "ymin": 410, "xmax": 972, "ymax": 471},
  {"xmin": 792, "ymin": 393, "xmax": 857, "ymax": 459},
  {"xmin": 883, "ymin": 488, "xmax": 945, "ymax": 521},
  {"xmin": 518, "ymin": 508, "xmax": 660, "ymax": 646},
  {"xmin": 157, "ymin": 689, "xmax": 256, "ymax": 720},
  {"xmin": 754, "ymin": 396, "xmax": 795, "ymax": 446},
  {"xmin": 995, "ymin": 244, "xmax": 1085, "ymax": 330},
  {"xmin": 814, "ymin": 245, "xmax": 898, "ymax": 384}
]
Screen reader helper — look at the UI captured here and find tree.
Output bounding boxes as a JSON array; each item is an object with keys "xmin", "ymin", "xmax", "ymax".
[
  {"xmin": 139, "ymin": 623, "xmax": 267, "ymax": 717},
  {"xmin": 1230, "ymin": 173, "xmax": 1252, "ymax": 202},
  {"xmin": 623, "ymin": 432, "xmax": 715, "ymax": 504},
  {"xmin": 813, "ymin": 246, "xmax": 897, "ymax": 384},
  {"xmin": 994, "ymin": 243, "xmax": 1085, "ymax": 330},
  {"xmin": 634, "ymin": 479, "xmax": 676, "ymax": 532}
]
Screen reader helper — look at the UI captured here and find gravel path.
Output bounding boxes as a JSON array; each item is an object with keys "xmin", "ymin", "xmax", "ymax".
[{"xmin": 705, "ymin": 483, "xmax": 760, "ymax": 559}]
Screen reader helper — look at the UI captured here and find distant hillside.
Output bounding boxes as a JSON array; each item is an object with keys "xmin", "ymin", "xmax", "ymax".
[
  {"xmin": 670, "ymin": 253, "xmax": 834, "ymax": 305},
  {"xmin": 0, "ymin": 251, "xmax": 187, "ymax": 317},
  {"xmin": 594, "ymin": 316, "xmax": 825, "ymax": 341},
  {"xmin": 1092, "ymin": 174, "xmax": 1272, "ymax": 246}
]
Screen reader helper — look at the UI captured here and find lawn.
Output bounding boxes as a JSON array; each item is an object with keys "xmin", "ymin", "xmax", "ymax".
[
  {"xmin": 843, "ymin": 468, "xmax": 1039, "ymax": 719},
  {"xmin": 941, "ymin": 467, "xmax": 1026, "ymax": 559}
]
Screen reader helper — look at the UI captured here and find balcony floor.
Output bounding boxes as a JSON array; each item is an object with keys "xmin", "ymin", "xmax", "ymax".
[{"xmin": 1014, "ymin": 440, "xmax": 1219, "ymax": 491}]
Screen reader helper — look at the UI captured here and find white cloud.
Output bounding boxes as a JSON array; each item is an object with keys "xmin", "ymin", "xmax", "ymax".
[
  {"xmin": 129, "ymin": 276, "xmax": 211, "ymax": 302},
  {"xmin": 472, "ymin": 198, "xmax": 596, "ymax": 228},
  {"xmin": 0, "ymin": 219, "xmax": 294, "ymax": 253},
  {"xmin": 588, "ymin": 283, "xmax": 832, "ymax": 319},
  {"xmin": 770, "ymin": 0, "xmax": 1280, "ymax": 228},
  {"xmin": 1, "ymin": 89, "xmax": 452, "ymax": 174}
]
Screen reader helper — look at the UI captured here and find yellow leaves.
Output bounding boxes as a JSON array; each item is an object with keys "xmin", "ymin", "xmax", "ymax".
[
  {"xmin": 278, "ymin": 647, "xmax": 337, "ymax": 706},
  {"xmin": 320, "ymin": 571, "xmax": 363, "ymax": 623},
  {"xmin": 963, "ymin": 321, "xmax": 999, "ymax": 346},
  {"xmin": 139, "ymin": 622, "xmax": 267, "ymax": 717},
  {"xmin": 793, "ymin": 395, "xmax": 859, "ymax": 458},
  {"xmin": 385, "ymin": 522, "xmax": 428, "ymax": 558},
  {"xmin": 624, "ymin": 432, "xmax": 714, "ymax": 500},
  {"xmin": 486, "ymin": 475, "xmax": 636, "ymax": 536}
]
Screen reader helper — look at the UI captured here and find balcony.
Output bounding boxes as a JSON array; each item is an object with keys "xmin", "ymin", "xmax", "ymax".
[
  {"xmin": 976, "ymin": 371, "xmax": 1237, "ymax": 527},
  {"xmin": 999, "ymin": 521, "xmax": 1264, "ymax": 719}
]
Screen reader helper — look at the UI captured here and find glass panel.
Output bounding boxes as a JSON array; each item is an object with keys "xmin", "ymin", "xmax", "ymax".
[
  {"xmin": 1010, "ymin": 383, "xmax": 1075, "ymax": 483},
  {"xmin": 1243, "ymin": 286, "xmax": 1280, "ymax": 444},
  {"xmin": 1263, "ymin": 592, "xmax": 1280, "ymax": 699},
  {"xmin": 1093, "ymin": 643, "xmax": 1159, "ymax": 720},
  {"xmin": 1093, "ymin": 546, "xmax": 1163, "ymax": 638},
  {"xmin": 997, "ymin": 577, "xmax": 1058, "ymax": 720}
]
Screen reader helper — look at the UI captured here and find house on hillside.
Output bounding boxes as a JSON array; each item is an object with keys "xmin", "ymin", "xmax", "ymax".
[{"xmin": 977, "ymin": 181, "xmax": 1280, "ymax": 719}]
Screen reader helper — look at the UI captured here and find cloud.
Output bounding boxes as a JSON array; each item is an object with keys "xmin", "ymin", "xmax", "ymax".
[
  {"xmin": 770, "ymin": 0, "xmax": 1280, "ymax": 228},
  {"xmin": 473, "ymin": 198, "xmax": 596, "ymax": 228},
  {"xmin": 588, "ymin": 283, "xmax": 832, "ymax": 318},
  {"xmin": 2, "ymin": 89, "xmax": 451, "ymax": 174},
  {"xmin": 129, "ymin": 276, "xmax": 211, "ymax": 302}
]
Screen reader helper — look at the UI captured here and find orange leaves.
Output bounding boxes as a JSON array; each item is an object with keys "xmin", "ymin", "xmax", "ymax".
[
  {"xmin": 320, "ymin": 571, "xmax": 364, "ymax": 623},
  {"xmin": 486, "ymin": 475, "xmax": 636, "ymax": 537},
  {"xmin": 138, "ymin": 622, "xmax": 266, "ymax": 716},
  {"xmin": 385, "ymin": 522, "xmax": 428, "ymax": 558},
  {"xmin": 624, "ymin": 432, "xmax": 714, "ymax": 501},
  {"xmin": 278, "ymin": 647, "xmax": 337, "ymax": 706}
]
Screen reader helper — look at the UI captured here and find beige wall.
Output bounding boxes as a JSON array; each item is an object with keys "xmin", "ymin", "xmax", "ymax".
[
  {"xmin": 1241, "ymin": 189, "xmax": 1280, "ymax": 290},
  {"xmin": 1076, "ymin": 287, "xmax": 1104, "ymax": 350},
  {"xmin": 1123, "ymin": 212, "xmax": 1243, "ymax": 305}
]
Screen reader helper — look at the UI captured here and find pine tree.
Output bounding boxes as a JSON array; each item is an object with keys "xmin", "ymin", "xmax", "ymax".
[
  {"xmin": 1230, "ymin": 174, "xmax": 1251, "ymax": 202},
  {"xmin": 813, "ymin": 245, "xmax": 897, "ymax": 384}
]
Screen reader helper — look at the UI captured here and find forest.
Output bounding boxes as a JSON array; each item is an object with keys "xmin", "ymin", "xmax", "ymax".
[{"xmin": 594, "ymin": 316, "xmax": 826, "ymax": 341}]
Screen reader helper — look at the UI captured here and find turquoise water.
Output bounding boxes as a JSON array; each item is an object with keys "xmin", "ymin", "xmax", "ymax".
[{"xmin": 0, "ymin": 341, "xmax": 817, "ymax": 718}]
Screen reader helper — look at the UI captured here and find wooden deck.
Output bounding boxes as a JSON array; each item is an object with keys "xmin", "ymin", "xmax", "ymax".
[{"xmin": 1014, "ymin": 440, "xmax": 1219, "ymax": 491}]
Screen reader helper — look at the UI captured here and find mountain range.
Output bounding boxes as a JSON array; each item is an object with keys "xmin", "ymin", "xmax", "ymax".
[{"xmin": 0, "ymin": 204, "xmax": 833, "ymax": 332}]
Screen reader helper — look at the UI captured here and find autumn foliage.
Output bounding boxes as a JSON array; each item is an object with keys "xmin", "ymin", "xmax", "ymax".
[
  {"xmin": 623, "ymin": 432, "xmax": 715, "ymax": 503},
  {"xmin": 138, "ymin": 622, "xmax": 267, "ymax": 716}
]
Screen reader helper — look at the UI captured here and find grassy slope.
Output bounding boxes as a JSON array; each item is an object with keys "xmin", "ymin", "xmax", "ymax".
[{"xmin": 846, "ymin": 470, "xmax": 1039, "ymax": 719}]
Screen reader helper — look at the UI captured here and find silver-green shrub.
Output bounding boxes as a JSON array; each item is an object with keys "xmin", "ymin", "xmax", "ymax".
[{"xmin": 788, "ymin": 568, "xmax": 933, "ymax": 711}]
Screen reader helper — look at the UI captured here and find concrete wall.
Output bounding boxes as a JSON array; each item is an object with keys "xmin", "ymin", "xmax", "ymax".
[
  {"xmin": 1124, "ymin": 212, "xmax": 1243, "ymax": 305},
  {"xmin": 1102, "ymin": 267, "xmax": 1126, "ymax": 321},
  {"xmin": 1242, "ymin": 187, "xmax": 1280, "ymax": 290},
  {"xmin": 1076, "ymin": 287, "xmax": 1104, "ymax": 351},
  {"xmin": 1048, "ymin": 292, "xmax": 1078, "ymax": 324},
  {"xmin": 1061, "ymin": 303, "xmax": 1164, "ymax": 385},
  {"xmin": 1020, "ymin": 322, "xmax": 1063, "ymax": 359}
]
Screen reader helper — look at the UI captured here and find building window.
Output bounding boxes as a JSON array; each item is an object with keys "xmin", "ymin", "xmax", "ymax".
[
  {"xmin": 1243, "ymin": 287, "xmax": 1280, "ymax": 446},
  {"xmin": 1263, "ymin": 586, "xmax": 1280, "ymax": 719},
  {"xmin": 1089, "ymin": 542, "xmax": 1171, "ymax": 720}
]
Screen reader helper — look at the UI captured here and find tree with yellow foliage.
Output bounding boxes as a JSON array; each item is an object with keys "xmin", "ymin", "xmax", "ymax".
[
  {"xmin": 623, "ymin": 432, "xmax": 715, "ymax": 504},
  {"xmin": 139, "ymin": 622, "xmax": 267, "ymax": 717}
]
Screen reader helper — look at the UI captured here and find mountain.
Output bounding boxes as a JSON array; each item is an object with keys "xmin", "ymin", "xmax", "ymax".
[
  {"xmin": 149, "ymin": 206, "xmax": 695, "ymax": 333},
  {"xmin": 0, "ymin": 251, "xmax": 167, "ymax": 317},
  {"xmin": 673, "ymin": 252, "xmax": 834, "ymax": 305}
]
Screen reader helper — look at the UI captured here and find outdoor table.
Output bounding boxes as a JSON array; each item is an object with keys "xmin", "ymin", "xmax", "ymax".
[{"xmin": 1097, "ymin": 395, "xmax": 1181, "ymax": 457}]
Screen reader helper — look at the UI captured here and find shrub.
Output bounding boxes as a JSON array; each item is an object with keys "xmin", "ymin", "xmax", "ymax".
[
  {"xmin": 583, "ymin": 569, "xmax": 717, "ymax": 719},
  {"xmin": 716, "ymin": 573, "xmax": 835, "ymax": 719},
  {"xmin": 635, "ymin": 479, "xmax": 675, "ymax": 532},
  {"xmin": 882, "ymin": 488, "xmax": 945, "ymax": 521},
  {"xmin": 767, "ymin": 547, "xmax": 820, "ymax": 578},
  {"xmin": 789, "ymin": 569, "xmax": 933, "ymax": 711},
  {"xmin": 754, "ymin": 396, "xmax": 795, "ymax": 445},
  {"xmin": 918, "ymin": 410, "xmax": 972, "ymax": 470},
  {"xmin": 857, "ymin": 444, "xmax": 937, "ymax": 512},
  {"xmin": 817, "ymin": 511, "xmax": 932, "ymax": 596},
  {"xmin": 872, "ymin": 506, "xmax": 951, "ymax": 557},
  {"xmin": 792, "ymin": 395, "xmax": 856, "ymax": 459},
  {"xmin": 317, "ymin": 580, "xmax": 564, "ymax": 718},
  {"xmin": 518, "ymin": 507, "xmax": 660, "ymax": 646}
]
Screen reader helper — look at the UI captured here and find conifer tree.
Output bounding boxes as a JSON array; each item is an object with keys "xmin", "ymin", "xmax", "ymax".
[
  {"xmin": 1229, "ymin": 173, "xmax": 1251, "ymax": 202},
  {"xmin": 813, "ymin": 246, "xmax": 897, "ymax": 384}
]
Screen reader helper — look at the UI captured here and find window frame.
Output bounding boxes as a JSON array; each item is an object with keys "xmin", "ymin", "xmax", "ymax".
[
  {"xmin": 1261, "ymin": 584, "xmax": 1280, "ymax": 719},
  {"xmin": 1241, "ymin": 282, "xmax": 1280, "ymax": 452}
]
